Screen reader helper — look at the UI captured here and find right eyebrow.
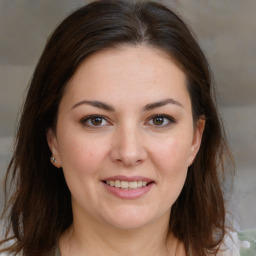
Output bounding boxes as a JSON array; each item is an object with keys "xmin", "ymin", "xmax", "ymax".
[{"xmin": 71, "ymin": 100, "xmax": 115, "ymax": 111}]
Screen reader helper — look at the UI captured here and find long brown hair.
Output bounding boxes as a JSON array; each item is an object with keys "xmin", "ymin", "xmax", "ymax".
[{"xmin": 1, "ymin": 1, "xmax": 231, "ymax": 255}]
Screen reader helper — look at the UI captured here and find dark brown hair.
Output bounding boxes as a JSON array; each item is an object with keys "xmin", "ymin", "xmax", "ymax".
[{"xmin": 1, "ymin": 1, "xmax": 231, "ymax": 255}]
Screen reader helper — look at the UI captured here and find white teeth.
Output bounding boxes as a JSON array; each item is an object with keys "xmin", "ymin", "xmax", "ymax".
[
  {"xmin": 129, "ymin": 181, "xmax": 137, "ymax": 189},
  {"xmin": 121, "ymin": 181, "xmax": 129, "ymax": 189},
  {"xmin": 114, "ymin": 180, "xmax": 121, "ymax": 188},
  {"xmin": 137, "ymin": 181, "xmax": 142, "ymax": 188},
  {"xmin": 105, "ymin": 180, "xmax": 149, "ymax": 189}
]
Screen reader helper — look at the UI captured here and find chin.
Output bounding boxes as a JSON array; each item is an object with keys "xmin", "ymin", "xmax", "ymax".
[
  {"xmin": 109, "ymin": 218, "xmax": 151, "ymax": 230},
  {"xmin": 103, "ymin": 207, "xmax": 164, "ymax": 230}
]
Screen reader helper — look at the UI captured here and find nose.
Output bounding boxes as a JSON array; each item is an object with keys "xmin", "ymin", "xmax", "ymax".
[{"xmin": 110, "ymin": 124, "xmax": 147, "ymax": 167}]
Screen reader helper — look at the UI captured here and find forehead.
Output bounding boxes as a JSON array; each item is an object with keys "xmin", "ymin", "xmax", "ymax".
[{"xmin": 61, "ymin": 45, "xmax": 190, "ymax": 109}]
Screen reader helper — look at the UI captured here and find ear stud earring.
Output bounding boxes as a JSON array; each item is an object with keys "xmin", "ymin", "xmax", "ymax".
[
  {"xmin": 50, "ymin": 155, "xmax": 62, "ymax": 168},
  {"xmin": 50, "ymin": 155, "xmax": 57, "ymax": 164}
]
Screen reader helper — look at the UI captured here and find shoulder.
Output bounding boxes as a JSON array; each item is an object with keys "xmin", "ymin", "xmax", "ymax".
[
  {"xmin": 218, "ymin": 230, "xmax": 256, "ymax": 256},
  {"xmin": 237, "ymin": 230, "xmax": 256, "ymax": 256},
  {"xmin": 218, "ymin": 231, "xmax": 240, "ymax": 256}
]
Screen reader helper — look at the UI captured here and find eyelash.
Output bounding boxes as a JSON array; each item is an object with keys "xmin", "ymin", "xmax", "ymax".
[
  {"xmin": 80, "ymin": 114, "xmax": 175, "ymax": 128},
  {"xmin": 146, "ymin": 114, "xmax": 176, "ymax": 128},
  {"xmin": 80, "ymin": 115, "xmax": 110, "ymax": 128}
]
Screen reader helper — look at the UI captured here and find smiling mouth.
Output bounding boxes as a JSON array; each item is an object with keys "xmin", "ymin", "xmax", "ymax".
[{"xmin": 103, "ymin": 180, "xmax": 154, "ymax": 189}]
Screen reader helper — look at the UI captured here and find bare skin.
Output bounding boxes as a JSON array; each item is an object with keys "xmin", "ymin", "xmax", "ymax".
[
  {"xmin": 47, "ymin": 45, "xmax": 204, "ymax": 256},
  {"xmin": 59, "ymin": 217, "xmax": 184, "ymax": 256}
]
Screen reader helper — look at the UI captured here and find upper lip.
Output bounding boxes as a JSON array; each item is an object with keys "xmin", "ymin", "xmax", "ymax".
[{"xmin": 102, "ymin": 175, "xmax": 154, "ymax": 183}]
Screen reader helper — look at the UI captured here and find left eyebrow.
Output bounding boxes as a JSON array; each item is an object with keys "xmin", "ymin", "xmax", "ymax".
[{"xmin": 143, "ymin": 98, "xmax": 183, "ymax": 111}]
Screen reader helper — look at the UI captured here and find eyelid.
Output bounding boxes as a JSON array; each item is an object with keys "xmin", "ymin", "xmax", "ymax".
[
  {"xmin": 80, "ymin": 114, "xmax": 111, "ymax": 128},
  {"xmin": 80, "ymin": 114, "xmax": 175, "ymax": 129},
  {"xmin": 146, "ymin": 114, "xmax": 176, "ymax": 127}
]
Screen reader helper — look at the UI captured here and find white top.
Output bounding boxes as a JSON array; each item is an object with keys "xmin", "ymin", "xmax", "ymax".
[
  {"xmin": 220, "ymin": 230, "xmax": 256, "ymax": 256},
  {"xmin": 220, "ymin": 231, "xmax": 241, "ymax": 256}
]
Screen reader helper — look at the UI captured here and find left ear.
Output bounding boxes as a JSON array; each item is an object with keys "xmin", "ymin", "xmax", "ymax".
[{"xmin": 189, "ymin": 117, "xmax": 205, "ymax": 166}]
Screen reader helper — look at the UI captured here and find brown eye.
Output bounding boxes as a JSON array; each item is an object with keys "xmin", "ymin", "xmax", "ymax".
[
  {"xmin": 81, "ymin": 115, "xmax": 109, "ymax": 127},
  {"xmin": 148, "ymin": 114, "xmax": 175, "ymax": 127},
  {"xmin": 153, "ymin": 116, "xmax": 165, "ymax": 125},
  {"xmin": 91, "ymin": 116, "xmax": 103, "ymax": 126}
]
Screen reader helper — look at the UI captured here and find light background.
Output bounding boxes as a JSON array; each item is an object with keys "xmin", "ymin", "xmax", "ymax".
[{"xmin": 0, "ymin": 0, "xmax": 255, "ymax": 231}]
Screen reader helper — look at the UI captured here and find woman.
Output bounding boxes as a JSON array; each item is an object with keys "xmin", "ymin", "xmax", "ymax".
[{"xmin": 0, "ymin": 0, "xmax": 250, "ymax": 255}]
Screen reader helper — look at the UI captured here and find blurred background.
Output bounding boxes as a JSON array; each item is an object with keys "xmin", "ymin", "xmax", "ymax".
[{"xmin": 0, "ymin": 0, "xmax": 255, "ymax": 232}]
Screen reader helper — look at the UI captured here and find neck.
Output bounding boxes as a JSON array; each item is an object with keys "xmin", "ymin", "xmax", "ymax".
[{"xmin": 59, "ymin": 208, "xmax": 181, "ymax": 256}]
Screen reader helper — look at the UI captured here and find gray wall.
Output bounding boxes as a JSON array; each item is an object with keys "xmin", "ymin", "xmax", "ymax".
[{"xmin": 1, "ymin": 0, "xmax": 255, "ymax": 230}]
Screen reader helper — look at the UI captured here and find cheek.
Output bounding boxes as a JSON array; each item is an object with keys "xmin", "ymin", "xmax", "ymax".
[
  {"xmin": 150, "ymin": 134, "xmax": 191, "ymax": 193},
  {"xmin": 152, "ymin": 136, "xmax": 191, "ymax": 171},
  {"xmin": 150, "ymin": 137, "xmax": 190, "ymax": 213},
  {"xmin": 154, "ymin": 137, "xmax": 191, "ymax": 197},
  {"xmin": 57, "ymin": 133, "xmax": 109, "ymax": 176}
]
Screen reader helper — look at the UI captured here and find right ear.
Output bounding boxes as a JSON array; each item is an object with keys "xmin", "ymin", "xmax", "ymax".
[{"xmin": 46, "ymin": 128, "xmax": 62, "ymax": 168}]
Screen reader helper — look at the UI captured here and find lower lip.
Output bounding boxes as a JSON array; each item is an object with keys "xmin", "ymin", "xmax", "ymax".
[{"xmin": 102, "ymin": 182, "xmax": 154, "ymax": 199}]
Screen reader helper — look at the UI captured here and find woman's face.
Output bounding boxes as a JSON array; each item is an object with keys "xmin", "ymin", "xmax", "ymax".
[{"xmin": 47, "ymin": 45, "xmax": 204, "ymax": 230}]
